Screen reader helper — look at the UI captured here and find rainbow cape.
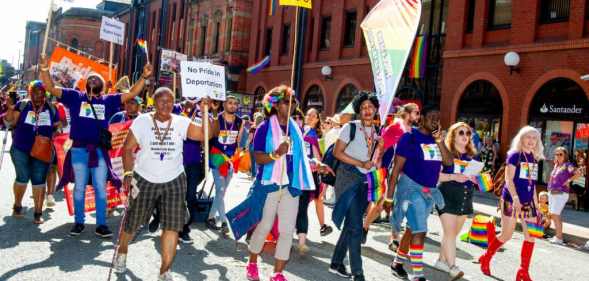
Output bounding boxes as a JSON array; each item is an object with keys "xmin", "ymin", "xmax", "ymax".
[
  {"xmin": 367, "ymin": 168, "xmax": 387, "ymax": 202},
  {"xmin": 477, "ymin": 173, "xmax": 493, "ymax": 192},
  {"xmin": 211, "ymin": 146, "xmax": 231, "ymax": 176},
  {"xmin": 247, "ymin": 55, "xmax": 271, "ymax": 74}
]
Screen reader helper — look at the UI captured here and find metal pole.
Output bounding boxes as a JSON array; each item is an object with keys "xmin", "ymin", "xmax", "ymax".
[{"xmin": 42, "ymin": 0, "xmax": 54, "ymax": 56}]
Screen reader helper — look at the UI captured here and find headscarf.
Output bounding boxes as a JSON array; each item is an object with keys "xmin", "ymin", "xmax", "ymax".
[{"xmin": 262, "ymin": 85, "xmax": 296, "ymax": 115}]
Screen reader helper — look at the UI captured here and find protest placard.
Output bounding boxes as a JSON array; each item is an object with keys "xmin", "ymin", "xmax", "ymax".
[
  {"xmin": 100, "ymin": 16, "xmax": 125, "ymax": 45},
  {"xmin": 180, "ymin": 61, "xmax": 226, "ymax": 101}
]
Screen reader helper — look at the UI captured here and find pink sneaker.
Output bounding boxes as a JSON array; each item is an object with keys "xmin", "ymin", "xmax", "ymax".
[
  {"xmin": 270, "ymin": 272, "xmax": 287, "ymax": 281},
  {"xmin": 246, "ymin": 263, "xmax": 260, "ymax": 281}
]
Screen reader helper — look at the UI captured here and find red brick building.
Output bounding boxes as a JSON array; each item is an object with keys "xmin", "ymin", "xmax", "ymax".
[{"xmin": 441, "ymin": 0, "xmax": 589, "ymax": 184}]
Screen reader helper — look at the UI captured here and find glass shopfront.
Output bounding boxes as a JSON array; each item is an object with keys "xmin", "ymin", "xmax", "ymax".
[{"xmin": 529, "ymin": 78, "xmax": 589, "ymax": 184}]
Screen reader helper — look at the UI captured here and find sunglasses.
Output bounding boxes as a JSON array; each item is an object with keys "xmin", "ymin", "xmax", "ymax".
[
  {"xmin": 457, "ymin": 130, "xmax": 472, "ymax": 137},
  {"xmin": 555, "ymin": 153, "xmax": 565, "ymax": 156}
]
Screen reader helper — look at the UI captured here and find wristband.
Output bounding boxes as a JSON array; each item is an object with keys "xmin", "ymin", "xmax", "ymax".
[
  {"xmin": 384, "ymin": 198, "xmax": 393, "ymax": 203},
  {"xmin": 123, "ymin": 171, "xmax": 134, "ymax": 177},
  {"xmin": 269, "ymin": 152, "xmax": 279, "ymax": 160}
]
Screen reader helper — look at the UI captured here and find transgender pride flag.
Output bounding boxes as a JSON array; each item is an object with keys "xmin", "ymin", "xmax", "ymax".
[{"xmin": 361, "ymin": 0, "xmax": 422, "ymax": 125}]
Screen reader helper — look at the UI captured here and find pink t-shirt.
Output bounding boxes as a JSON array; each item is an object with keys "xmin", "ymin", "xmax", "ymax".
[{"xmin": 382, "ymin": 118, "xmax": 410, "ymax": 150}]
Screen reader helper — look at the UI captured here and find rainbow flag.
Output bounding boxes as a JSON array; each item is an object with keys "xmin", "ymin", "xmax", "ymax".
[
  {"xmin": 477, "ymin": 173, "xmax": 493, "ymax": 192},
  {"xmin": 136, "ymin": 39, "xmax": 148, "ymax": 55},
  {"xmin": 408, "ymin": 35, "xmax": 427, "ymax": 79},
  {"xmin": 367, "ymin": 168, "xmax": 387, "ymax": 202},
  {"xmin": 526, "ymin": 221, "xmax": 544, "ymax": 238},
  {"xmin": 247, "ymin": 55, "xmax": 271, "ymax": 74},
  {"xmin": 268, "ymin": 0, "xmax": 278, "ymax": 15},
  {"xmin": 211, "ymin": 146, "xmax": 231, "ymax": 176}
]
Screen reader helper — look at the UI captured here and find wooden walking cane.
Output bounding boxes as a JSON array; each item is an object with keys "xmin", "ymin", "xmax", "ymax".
[{"xmin": 42, "ymin": 0, "xmax": 54, "ymax": 57}]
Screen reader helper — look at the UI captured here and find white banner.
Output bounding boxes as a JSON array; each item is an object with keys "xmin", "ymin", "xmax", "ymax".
[
  {"xmin": 100, "ymin": 16, "xmax": 125, "ymax": 45},
  {"xmin": 180, "ymin": 61, "xmax": 226, "ymax": 101},
  {"xmin": 361, "ymin": 0, "xmax": 422, "ymax": 124}
]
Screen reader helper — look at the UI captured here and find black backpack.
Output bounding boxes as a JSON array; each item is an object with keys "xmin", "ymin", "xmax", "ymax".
[{"xmin": 320, "ymin": 123, "xmax": 357, "ymax": 186}]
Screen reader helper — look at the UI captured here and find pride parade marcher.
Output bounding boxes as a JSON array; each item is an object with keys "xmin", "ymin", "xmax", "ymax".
[
  {"xmin": 478, "ymin": 126, "xmax": 544, "ymax": 281},
  {"xmin": 4, "ymin": 80, "xmax": 59, "ymax": 224},
  {"xmin": 114, "ymin": 87, "xmax": 216, "ymax": 281},
  {"xmin": 206, "ymin": 95, "xmax": 244, "ymax": 234},
  {"xmin": 386, "ymin": 105, "xmax": 453, "ymax": 281},
  {"xmin": 434, "ymin": 122, "xmax": 478, "ymax": 280},
  {"xmin": 109, "ymin": 76, "xmax": 143, "ymax": 125},
  {"xmin": 329, "ymin": 92, "xmax": 381, "ymax": 281},
  {"xmin": 39, "ymin": 56, "xmax": 153, "ymax": 237}
]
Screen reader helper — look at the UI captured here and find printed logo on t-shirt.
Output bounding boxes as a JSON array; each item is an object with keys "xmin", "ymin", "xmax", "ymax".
[
  {"xmin": 218, "ymin": 130, "xmax": 238, "ymax": 145},
  {"xmin": 304, "ymin": 141, "xmax": 312, "ymax": 156},
  {"xmin": 519, "ymin": 162, "xmax": 538, "ymax": 180},
  {"xmin": 420, "ymin": 143, "xmax": 442, "ymax": 161},
  {"xmin": 453, "ymin": 159, "xmax": 468, "ymax": 174},
  {"xmin": 79, "ymin": 102, "xmax": 105, "ymax": 120},
  {"xmin": 24, "ymin": 110, "xmax": 51, "ymax": 126}
]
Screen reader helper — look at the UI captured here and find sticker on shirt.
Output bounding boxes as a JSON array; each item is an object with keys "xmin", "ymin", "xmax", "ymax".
[
  {"xmin": 519, "ymin": 162, "xmax": 538, "ymax": 180},
  {"xmin": 218, "ymin": 130, "xmax": 238, "ymax": 145},
  {"xmin": 420, "ymin": 143, "xmax": 442, "ymax": 161},
  {"xmin": 453, "ymin": 159, "xmax": 468, "ymax": 174},
  {"xmin": 304, "ymin": 141, "xmax": 312, "ymax": 156},
  {"xmin": 24, "ymin": 110, "xmax": 51, "ymax": 126},
  {"xmin": 79, "ymin": 102, "xmax": 105, "ymax": 120}
]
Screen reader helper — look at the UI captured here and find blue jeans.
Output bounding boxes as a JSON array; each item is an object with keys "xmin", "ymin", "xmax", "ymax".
[
  {"xmin": 331, "ymin": 181, "xmax": 369, "ymax": 276},
  {"xmin": 71, "ymin": 147, "xmax": 108, "ymax": 226},
  {"xmin": 249, "ymin": 144, "xmax": 257, "ymax": 178},
  {"xmin": 209, "ymin": 167, "xmax": 233, "ymax": 224},
  {"xmin": 10, "ymin": 147, "xmax": 50, "ymax": 188},
  {"xmin": 182, "ymin": 163, "xmax": 205, "ymax": 234}
]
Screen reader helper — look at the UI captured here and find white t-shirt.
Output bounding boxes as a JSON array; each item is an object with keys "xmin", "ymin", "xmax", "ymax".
[
  {"xmin": 339, "ymin": 120, "xmax": 376, "ymax": 174},
  {"xmin": 131, "ymin": 113, "xmax": 191, "ymax": 183}
]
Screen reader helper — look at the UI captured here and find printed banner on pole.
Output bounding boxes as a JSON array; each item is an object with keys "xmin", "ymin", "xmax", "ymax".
[
  {"xmin": 159, "ymin": 49, "xmax": 187, "ymax": 88},
  {"xmin": 100, "ymin": 16, "xmax": 125, "ymax": 45},
  {"xmin": 361, "ymin": 0, "xmax": 422, "ymax": 124},
  {"xmin": 280, "ymin": 0, "xmax": 312, "ymax": 9},
  {"xmin": 180, "ymin": 61, "xmax": 226, "ymax": 101},
  {"xmin": 49, "ymin": 47, "xmax": 116, "ymax": 90}
]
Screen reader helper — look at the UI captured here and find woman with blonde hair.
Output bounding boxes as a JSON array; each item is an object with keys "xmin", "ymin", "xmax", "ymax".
[
  {"xmin": 434, "ymin": 122, "xmax": 477, "ymax": 280},
  {"xmin": 479, "ymin": 126, "xmax": 544, "ymax": 281}
]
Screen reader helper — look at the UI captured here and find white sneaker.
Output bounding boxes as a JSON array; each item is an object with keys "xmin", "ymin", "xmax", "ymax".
[
  {"xmin": 113, "ymin": 254, "xmax": 127, "ymax": 273},
  {"xmin": 549, "ymin": 237, "xmax": 565, "ymax": 245},
  {"xmin": 433, "ymin": 259, "xmax": 450, "ymax": 273},
  {"xmin": 45, "ymin": 195, "xmax": 56, "ymax": 208},
  {"xmin": 158, "ymin": 271, "xmax": 174, "ymax": 281},
  {"xmin": 449, "ymin": 265, "xmax": 464, "ymax": 281}
]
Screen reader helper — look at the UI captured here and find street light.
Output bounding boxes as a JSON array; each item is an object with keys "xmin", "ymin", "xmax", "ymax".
[
  {"xmin": 321, "ymin": 65, "xmax": 333, "ymax": 80},
  {"xmin": 504, "ymin": 51, "xmax": 520, "ymax": 75}
]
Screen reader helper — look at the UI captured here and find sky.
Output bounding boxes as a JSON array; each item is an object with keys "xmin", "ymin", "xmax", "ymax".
[{"xmin": 0, "ymin": 0, "xmax": 101, "ymax": 67}]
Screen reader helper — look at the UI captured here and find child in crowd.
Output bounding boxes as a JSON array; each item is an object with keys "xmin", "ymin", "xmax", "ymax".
[{"xmin": 538, "ymin": 191, "xmax": 551, "ymax": 230}]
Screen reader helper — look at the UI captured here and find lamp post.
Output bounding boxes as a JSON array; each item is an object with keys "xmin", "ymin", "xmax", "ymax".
[{"xmin": 504, "ymin": 51, "xmax": 520, "ymax": 75}]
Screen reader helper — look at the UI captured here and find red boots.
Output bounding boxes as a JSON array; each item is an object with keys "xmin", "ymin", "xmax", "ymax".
[
  {"xmin": 478, "ymin": 237, "xmax": 504, "ymax": 276},
  {"xmin": 516, "ymin": 241, "xmax": 535, "ymax": 281}
]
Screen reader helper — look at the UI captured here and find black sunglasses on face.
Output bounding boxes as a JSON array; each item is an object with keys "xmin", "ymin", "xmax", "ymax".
[{"xmin": 457, "ymin": 130, "xmax": 472, "ymax": 137}]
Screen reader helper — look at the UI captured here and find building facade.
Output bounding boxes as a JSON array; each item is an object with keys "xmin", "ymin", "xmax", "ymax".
[{"xmin": 441, "ymin": 0, "xmax": 589, "ymax": 185}]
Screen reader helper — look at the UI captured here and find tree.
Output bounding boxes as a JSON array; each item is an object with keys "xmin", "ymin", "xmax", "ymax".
[{"xmin": 0, "ymin": 60, "xmax": 16, "ymax": 87}]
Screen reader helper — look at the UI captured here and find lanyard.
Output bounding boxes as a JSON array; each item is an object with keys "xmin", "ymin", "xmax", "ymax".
[
  {"xmin": 151, "ymin": 114, "xmax": 173, "ymax": 161},
  {"xmin": 361, "ymin": 124, "xmax": 375, "ymax": 158}
]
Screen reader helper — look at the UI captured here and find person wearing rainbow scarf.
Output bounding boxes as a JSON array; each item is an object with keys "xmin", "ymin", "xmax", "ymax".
[{"xmin": 226, "ymin": 85, "xmax": 329, "ymax": 281}]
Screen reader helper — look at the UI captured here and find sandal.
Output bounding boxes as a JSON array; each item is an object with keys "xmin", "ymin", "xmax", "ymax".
[
  {"xmin": 12, "ymin": 205, "xmax": 25, "ymax": 218},
  {"xmin": 33, "ymin": 212, "xmax": 44, "ymax": 224}
]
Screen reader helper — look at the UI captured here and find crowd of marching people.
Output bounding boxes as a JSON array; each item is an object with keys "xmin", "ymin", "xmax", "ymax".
[{"xmin": 1, "ymin": 56, "xmax": 588, "ymax": 281}]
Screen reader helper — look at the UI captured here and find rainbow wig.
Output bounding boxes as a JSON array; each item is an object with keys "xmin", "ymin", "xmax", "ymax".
[
  {"xmin": 28, "ymin": 80, "xmax": 46, "ymax": 95},
  {"xmin": 262, "ymin": 85, "xmax": 296, "ymax": 115}
]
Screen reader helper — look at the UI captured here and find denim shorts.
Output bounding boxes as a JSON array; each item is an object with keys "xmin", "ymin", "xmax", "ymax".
[
  {"xmin": 10, "ymin": 146, "xmax": 50, "ymax": 187},
  {"xmin": 391, "ymin": 174, "xmax": 445, "ymax": 234}
]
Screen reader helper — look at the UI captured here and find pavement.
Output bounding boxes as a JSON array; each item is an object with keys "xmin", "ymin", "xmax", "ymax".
[{"xmin": 1, "ymin": 131, "xmax": 589, "ymax": 281}]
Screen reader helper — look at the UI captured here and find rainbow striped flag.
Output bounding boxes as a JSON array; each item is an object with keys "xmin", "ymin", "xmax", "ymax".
[
  {"xmin": 477, "ymin": 173, "xmax": 493, "ymax": 192},
  {"xmin": 137, "ymin": 39, "xmax": 147, "ymax": 53},
  {"xmin": 367, "ymin": 168, "xmax": 387, "ymax": 202},
  {"xmin": 268, "ymin": 0, "xmax": 278, "ymax": 15},
  {"xmin": 409, "ymin": 35, "xmax": 428, "ymax": 79},
  {"xmin": 247, "ymin": 55, "xmax": 271, "ymax": 74}
]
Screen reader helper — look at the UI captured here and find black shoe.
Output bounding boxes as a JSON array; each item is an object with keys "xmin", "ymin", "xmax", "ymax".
[
  {"xmin": 148, "ymin": 216, "xmax": 159, "ymax": 233},
  {"xmin": 353, "ymin": 275, "xmax": 366, "ymax": 281},
  {"xmin": 70, "ymin": 223, "xmax": 85, "ymax": 236},
  {"xmin": 390, "ymin": 262, "xmax": 408, "ymax": 279},
  {"xmin": 388, "ymin": 240, "xmax": 400, "ymax": 252},
  {"xmin": 329, "ymin": 264, "xmax": 352, "ymax": 278},
  {"xmin": 179, "ymin": 231, "xmax": 193, "ymax": 244},
  {"xmin": 320, "ymin": 224, "xmax": 333, "ymax": 236},
  {"xmin": 95, "ymin": 225, "xmax": 113, "ymax": 238},
  {"xmin": 361, "ymin": 228, "xmax": 368, "ymax": 245},
  {"xmin": 221, "ymin": 223, "xmax": 230, "ymax": 235},
  {"xmin": 205, "ymin": 218, "xmax": 221, "ymax": 231},
  {"xmin": 412, "ymin": 277, "xmax": 427, "ymax": 281}
]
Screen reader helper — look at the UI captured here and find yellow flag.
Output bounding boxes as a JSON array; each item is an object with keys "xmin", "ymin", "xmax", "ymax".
[{"xmin": 280, "ymin": 0, "xmax": 312, "ymax": 9}]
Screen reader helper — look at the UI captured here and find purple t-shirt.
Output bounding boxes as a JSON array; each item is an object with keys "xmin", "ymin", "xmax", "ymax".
[
  {"xmin": 396, "ymin": 128, "xmax": 443, "ymax": 188},
  {"xmin": 502, "ymin": 152, "xmax": 537, "ymax": 204},
  {"xmin": 183, "ymin": 108, "xmax": 202, "ymax": 165},
  {"xmin": 442, "ymin": 153, "xmax": 475, "ymax": 188},
  {"xmin": 253, "ymin": 120, "xmax": 293, "ymax": 183},
  {"xmin": 211, "ymin": 113, "xmax": 242, "ymax": 157},
  {"xmin": 548, "ymin": 162, "xmax": 576, "ymax": 193},
  {"xmin": 12, "ymin": 101, "xmax": 58, "ymax": 153},
  {"xmin": 59, "ymin": 89, "xmax": 122, "ymax": 145}
]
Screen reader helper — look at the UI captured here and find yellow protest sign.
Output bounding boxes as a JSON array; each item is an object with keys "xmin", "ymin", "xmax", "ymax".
[{"xmin": 280, "ymin": 0, "xmax": 312, "ymax": 9}]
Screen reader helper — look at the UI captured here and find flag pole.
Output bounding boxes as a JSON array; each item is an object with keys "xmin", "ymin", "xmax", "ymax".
[
  {"xmin": 108, "ymin": 41, "xmax": 114, "ymax": 84},
  {"xmin": 286, "ymin": 6, "xmax": 301, "ymax": 136},
  {"xmin": 42, "ymin": 0, "xmax": 54, "ymax": 56}
]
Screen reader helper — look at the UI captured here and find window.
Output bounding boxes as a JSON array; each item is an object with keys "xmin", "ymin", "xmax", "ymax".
[
  {"xmin": 264, "ymin": 28, "xmax": 272, "ymax": 56},
  {"xmin": 281, "ymin": 24, "xmax": 291, "ymax": 55},
  {"xmin": 540, "ymin": 0, "xmax": 570, "ymax": 23},
  {"xmin": 225, "ymin": 15, "xmax": 233, "ymax": 52},
  {"xmin": 465, "ymin": 0, "xmax": 475, "ymax": 33},
  {"xmin": 343, "ymin": 10, "xmax": 357, "ymax": 47},
  {"xmin": 70, "ymin": 38, "xmax": 79, "ymax": 49},
  {"xmin": 320, "ymin": 16, "xmax": 331, "ymax": 50},
  {"xmin": 212, "ymin": 22, "xmax": 221, "ymax": 54},
  {"xmin": 199, "ymin": 16, "xmax": 208, "ymax": 56},
  {"xmin": 488, "ymin": 0, "xmax": 512, "ymax": 29},
  {"xmin": 336, "ymin": 84, "xmax": 358, "ymax": 112},
  {"xmin": 303, "ymin": 85, "xmax": 324, "ymax": 112}
]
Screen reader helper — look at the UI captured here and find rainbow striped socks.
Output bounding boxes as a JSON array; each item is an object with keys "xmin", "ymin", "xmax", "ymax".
[
  {"xmin": 394, "ymin": 248, "xmax": 409, "ymax": 264},
  {"xmin": 410, "ymin": 244, "xmax": 425, "ymax": 277}
]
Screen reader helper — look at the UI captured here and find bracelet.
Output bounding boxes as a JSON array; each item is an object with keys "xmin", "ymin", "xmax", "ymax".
[
  {"xmin": 269, "ymin": 152, "xmax": 279, "ymax": 160},
  {"xmin": 384, "ymin": 198, "xmax": 393, "ymax": 203},
  {"xmin": 123, "ymin": 171, "xmax": 134, "ymax": 177},
  {"xmin": 41, "ymin": 67, "xmax": 49, "ymax": 72}
]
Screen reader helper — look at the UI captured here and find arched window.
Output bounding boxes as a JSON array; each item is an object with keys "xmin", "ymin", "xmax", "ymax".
[
  {"xmin": 303, "ymin": 85, "xmax": 324, "ymax": 112},
  {"xmin": 336, "ymin": 84, "xmax": 358, "ymax": 113},
  {"xmin": 71, "ymin": 38, "xmax": 79, "ymax": 49},
  {"xmin": 254, "ymin": 86, "xmax": 266, "ymax": 112},
  {"xmin": 212, "ymin": 10, "xmax": 223, "ymax": 54},
  {"xmin": 457, "ymin": 80, "xmax": 503, "ymax": 144},
  {"xmin": 199, "ymin": 15, "xmax": 208, "ymax": 56}
]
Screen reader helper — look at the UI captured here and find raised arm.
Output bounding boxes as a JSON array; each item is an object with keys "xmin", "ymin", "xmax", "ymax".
[
  {"xmin": 39, "ymin": 56, "xmax": 62, "ymax": 98},
  {"xmin": 122, "ymin": 63, "xmax": 153, "ymax": 103}
]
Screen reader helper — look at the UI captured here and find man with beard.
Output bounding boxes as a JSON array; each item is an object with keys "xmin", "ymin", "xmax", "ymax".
[
  {"xmin": 39, "ymin": 56, "xmax": 153, "ymax": 237},
  {"xmin": 206, "ymin": 95, "xmax": 244, "ymax": 234}
]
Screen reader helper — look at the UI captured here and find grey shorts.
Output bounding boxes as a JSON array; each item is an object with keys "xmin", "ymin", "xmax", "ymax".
[{"xmin": 124, "ymin": 173, "xmax": 188, "ymax": 233}]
